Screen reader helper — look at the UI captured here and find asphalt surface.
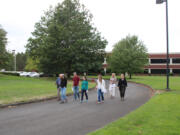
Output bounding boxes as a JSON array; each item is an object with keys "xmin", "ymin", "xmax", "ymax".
[{"xmin": 0, "ymin": 82, "xmax": 151, "ymax": 135}]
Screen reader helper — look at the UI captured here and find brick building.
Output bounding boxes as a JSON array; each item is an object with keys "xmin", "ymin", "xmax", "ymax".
[{"xmin": 144, "ymin": 53, "xmax": 180, "ymax": 74}]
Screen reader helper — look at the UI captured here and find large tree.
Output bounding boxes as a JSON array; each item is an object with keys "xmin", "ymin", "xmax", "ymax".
[
  {"xmin": 109, "ymin": 35, "xmax": 148, "ymax": 79},
  {"xmin": 16, "ymin": 52, "xmax": 27, "ymax": 71},
  {"xmin": 0, "ymin": 25, "xmax": 11, "ymax": 70},
  {"xmin": 25, "ymin": 57, "xmax": 39, "ymax": 72},
  {"xmin": 26, "ymin": 0, "xmax": 107, "ymax": 77}
]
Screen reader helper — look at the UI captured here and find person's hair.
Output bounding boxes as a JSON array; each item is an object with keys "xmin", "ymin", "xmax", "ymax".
[
  {"xmin": 98, "ymin": 74, "xmax": 102, "ymax": 83},
  {"xmin": 73, "ymin": 72, "xmax": 77, "ymax": 76},
  {"xmin": 121, "ymin": 74, "xmax": 125, "ymax": 79},
  {"xmin": 60, "ymin": 74, "xmax": 64, "ymax": 79},
  {"xmin": 112, "ymin": 73, "xmax": 116, "ymax": 79},
  {"xmin": 83, "ymin": 76, "xmax": 87, "ymax": 81}
]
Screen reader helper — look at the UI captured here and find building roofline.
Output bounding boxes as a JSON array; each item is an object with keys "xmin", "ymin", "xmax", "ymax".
[{"xmin": 106, "ymin": 51, "xmax": 180, "ymax": 55}]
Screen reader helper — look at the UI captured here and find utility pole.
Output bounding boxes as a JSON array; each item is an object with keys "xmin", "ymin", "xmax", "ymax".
[{"xmin": 156, "ymin": 0, "xmax": 170, "ymax": 90}]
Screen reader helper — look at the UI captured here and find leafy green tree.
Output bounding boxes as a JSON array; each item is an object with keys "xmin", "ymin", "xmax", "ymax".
[
  {"xmin": 0, "ymin": 25, "xmax": 12, "ymax": 70},
  {"xmin": 16, "ymin": 53, "xmax": 27, "ymax": 71},
  {"xmin": 5, "ymin": 52, "xmax": 14, "ymax": 71},
  {"xmin": 26, "ymin": 0, "xmax": 107, "ymax": 77},
  {"xmin": 25, "ymin": 57, "xmax": 39, "ymax": 72},
  {"xmin": 109, "ymin": 35, "xmax": 148, "ymax": 79}
]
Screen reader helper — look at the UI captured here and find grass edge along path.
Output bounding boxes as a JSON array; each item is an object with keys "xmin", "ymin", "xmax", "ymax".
[
  {"xmin": 0, "ymin": 74, "xmax": 96, "ymax": 106},
  {"xmin": 88, "ymin": 76, "xmax": 180, "ymax": 135}
]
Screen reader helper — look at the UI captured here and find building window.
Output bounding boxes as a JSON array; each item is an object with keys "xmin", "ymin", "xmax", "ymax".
[
  {"xmin": 173, "ymin": 69, "xmax": 180, "ymax": 74},
  {"xmin": 151, "ymin": 69, "xmax": 166, "ymax": 74},
  {"xmin": 151, "ymin": 59, "xmax": 169, "ymax": 64},
  {"xmin": 172, "ymin": 58, "xmax": 180, "ymax": 64}
]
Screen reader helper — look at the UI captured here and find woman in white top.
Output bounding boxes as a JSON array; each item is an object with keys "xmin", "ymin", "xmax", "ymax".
[
  {"xmin": 109, "ymin": 73, "xmax": 117, "ymax": 99},
  {"xmin": 96, "ymin": 74, "xmax": 106, "ymax": 103}
]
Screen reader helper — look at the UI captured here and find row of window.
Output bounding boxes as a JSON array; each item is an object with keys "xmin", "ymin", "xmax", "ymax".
[
  {"xmin": 150, "ymin": 58, "xmax": 180, "ymax": 64},
  {"xmin": 144, "ymin": 69, "xmax": 180, "ymax": 74}
]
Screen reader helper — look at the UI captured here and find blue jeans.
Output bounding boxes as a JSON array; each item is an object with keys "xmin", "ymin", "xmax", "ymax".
[
  {"xmin": 61, "ymin": 87, "xmax": 67, "ymax": 101},
  {"xmin": 98, "ymin": 89, "xmax": 104, "ymax": 102},
  {"xmin": 73, "ymin": 86, "xmax": 80, "ymax": 100}
]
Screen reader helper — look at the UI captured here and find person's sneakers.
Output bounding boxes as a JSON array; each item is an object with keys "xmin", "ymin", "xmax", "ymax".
[
  {"xmin": 64, "ymin": 99, "xmax": 68, "ymax": 103},
  {"xmin": 86, "ymin": 100, "xmax": 88, "ymax": 103},
  {"xmin": 101, "ymin": 100, "xmax": 104, "ymax": 103},
  {"xmin": 97, "ymin": 101, "xmax": 101, "ymax": 104},
  {"xmin": 80, "ymin": 100, "xmax": 83, "ymax": 103},
  {"xmin": 60, "ymin": 101, "xmax": 64, "ymax": 104}
]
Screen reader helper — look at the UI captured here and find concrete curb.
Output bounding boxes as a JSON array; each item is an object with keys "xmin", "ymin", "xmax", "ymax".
[{"xmin": 0, "ymin": 87, "xmax": 95, "ymax": 109}]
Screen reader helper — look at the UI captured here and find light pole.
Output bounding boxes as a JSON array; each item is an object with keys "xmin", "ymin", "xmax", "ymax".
[
  {"xmin": 12, "ymin": 50, "xmax": 16, "ymax": 71},
  {"xmin": 156, "ymin": 0, "xmax": 170, "ymax": 90}
]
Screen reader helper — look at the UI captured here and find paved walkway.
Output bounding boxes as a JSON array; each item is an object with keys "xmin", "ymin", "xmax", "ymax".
[{"xmin": 0, "ymin": 82, "xmax": 150, "ymax": 135}]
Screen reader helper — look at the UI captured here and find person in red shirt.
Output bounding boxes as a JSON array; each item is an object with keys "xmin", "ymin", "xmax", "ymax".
[{"xmin": 73, "ymin": 72, "xmax": 80, "ymax": 101}]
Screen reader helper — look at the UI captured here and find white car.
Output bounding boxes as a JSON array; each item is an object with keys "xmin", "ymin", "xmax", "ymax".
[
  {"xmin": 29, "ymin": 72, "xmax": 40, "ymax": 77},
  {"xmin": 0, "ymin": 69, "xmax": 5, "ymax": 72},
  {"xmin": 20, "ymin": 72, "xmax": 29, "ymax": 77}
]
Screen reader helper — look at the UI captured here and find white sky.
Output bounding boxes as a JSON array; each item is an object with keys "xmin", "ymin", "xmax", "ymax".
[{"xmin": 0, "ymin": 0, "xmax": 180, "ymax": 53}]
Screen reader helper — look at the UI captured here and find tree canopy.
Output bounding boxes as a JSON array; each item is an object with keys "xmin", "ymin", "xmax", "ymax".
[
  {"xmin": 25, "ymin": 57, "xmax": 39, "ymax": 72},
  {"xmin": 26, "ymin": 0, "xmax": 107, "ymax": 76},
  {"xmin": 16, "ymin": 53, "xmax": 27, "ymax": 71},
  {"xmin": 0, "ymin": 25, "xmax": 13, "ymax": 70},
  {"xmin": 109, "ymin": 35, "xmax": 148, "ymax": 78}
]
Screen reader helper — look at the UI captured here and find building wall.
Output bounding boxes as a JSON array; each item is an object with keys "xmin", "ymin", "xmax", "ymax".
[{"xmin": 145, "ymin": 53, "xmax": 180, "ymax": 74}]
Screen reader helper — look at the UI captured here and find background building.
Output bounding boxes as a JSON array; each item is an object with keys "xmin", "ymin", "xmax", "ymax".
[{"xmin": 144, "ymin": 53, "xmax": 180, "ymax": 74}]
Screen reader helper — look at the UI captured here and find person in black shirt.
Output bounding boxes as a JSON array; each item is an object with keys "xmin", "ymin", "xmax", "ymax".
[
  {"xmin": 118, "ymin": 74, "xmax": 127, "ymax": 101},
  {"xmin": 60, "ymin": 74, "xmax": 68, "ymax": 104}
]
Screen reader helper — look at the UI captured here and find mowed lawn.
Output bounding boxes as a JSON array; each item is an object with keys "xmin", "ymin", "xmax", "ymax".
[
  {"xmin": 88, "ymin": 76, "xmax": 180, "ymax": 135},
  {"xmin": 0, "ymin": 74, "xmax": 95, "ymax": 105},
  {"xmin": 129, "ymin": 76, "xmax": 180, "ymax": 91},
  {"xmin": 89, "ymin": 75, "xmax": 180, "ymax": 91}
]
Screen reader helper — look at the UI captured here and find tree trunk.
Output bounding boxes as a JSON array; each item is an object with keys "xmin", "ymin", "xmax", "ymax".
[
  {"xmin": 67, "ymin": 72, "xmax": 71, "ymax": 79},
  {"xmin": 67, "ymin": 61, "xmax": 72, "ymax": 79},
  {"xmin": 129, "ymin": 73, "xmax": 132, "ymax": 79}
]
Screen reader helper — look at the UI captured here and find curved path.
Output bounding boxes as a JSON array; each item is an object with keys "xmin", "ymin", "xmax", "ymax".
[{"xmin": 0, "ymin": 82, "xmax": 151, "ymax": 135}]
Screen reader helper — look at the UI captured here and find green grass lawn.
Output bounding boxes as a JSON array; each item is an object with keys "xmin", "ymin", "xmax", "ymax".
[
  {"xmin": 88, "ymin": 75, "xmax": 180, "ymax": 91},
  {"xmin": 88, "ymin": 75, "xmax": 180, "ymax": 135},
  {"xmin": 128, "ymin": 76, "xmax": 180, "ymax": 91},
  {"xmin": 0, "ymin": 74, "xmax": 95, "ymax": 105}
]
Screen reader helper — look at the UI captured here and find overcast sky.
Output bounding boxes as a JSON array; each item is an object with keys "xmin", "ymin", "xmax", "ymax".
[{"xmin": 0, "ymin": 0, "xmax": 180, "ymax": 53}]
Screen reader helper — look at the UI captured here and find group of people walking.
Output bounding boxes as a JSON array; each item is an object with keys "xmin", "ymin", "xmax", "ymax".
[{"xmin": 55, "ymin": 72, "xmax": 127, "ymax": 104}]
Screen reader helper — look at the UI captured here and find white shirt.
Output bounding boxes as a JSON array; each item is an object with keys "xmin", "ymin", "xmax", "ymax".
[{"xmin": 97, "ymin": 79, "xmax": 106, "ymax": 93}]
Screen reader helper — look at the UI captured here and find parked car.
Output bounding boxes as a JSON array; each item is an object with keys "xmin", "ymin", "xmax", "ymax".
[
  {"xmin": 29, "ymin": 72, "xmax": 40, "ymax": 77},
  {"xmin": 0, "ymin": 69, "xmax": 5, "ymax": 72},
  {"xmin": 20, "ymin": 72, "xmax": 30, "ymax": 77}
]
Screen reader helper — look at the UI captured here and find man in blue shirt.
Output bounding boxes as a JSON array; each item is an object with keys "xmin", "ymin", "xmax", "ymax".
[{"xmin": 55, "ymin": 74, "xmax": 61, "ymax": 101}]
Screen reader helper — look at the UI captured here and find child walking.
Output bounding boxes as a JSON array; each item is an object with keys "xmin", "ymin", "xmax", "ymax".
[
  {"xmin": 81, "ymin": 76, "xmax": 88, "ymax": 103},
  {"xmin": 96, "ymin": 74, "xmax": 106, "ymax": 104}
]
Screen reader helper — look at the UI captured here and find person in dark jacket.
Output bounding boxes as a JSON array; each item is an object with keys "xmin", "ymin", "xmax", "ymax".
[
  {"xmin": 118, "ymin": 74, "xmax": 127, "ymax": 101},
  {"xmin": 60, "ymin": 74, "xmax": 68, "ymax": 104}
]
